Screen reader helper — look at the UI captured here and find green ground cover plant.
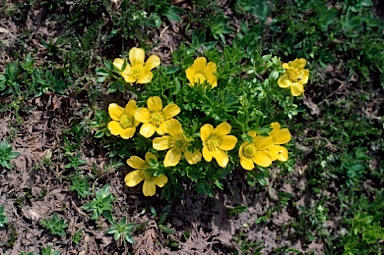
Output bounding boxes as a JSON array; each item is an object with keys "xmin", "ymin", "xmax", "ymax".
[{"xmin": 0, "ymin": 0, "xmax": 383, "ymax": 254}]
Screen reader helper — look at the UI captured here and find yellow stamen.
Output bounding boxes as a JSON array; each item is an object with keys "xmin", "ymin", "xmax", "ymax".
[
  {"xmin": 131, "ymin": 66, "xmax": 144, "ymax": 80},
  {"xmin": 287, "ymin": 68, "xmax": 300, "ymax": 82},
  {"xmin": 170, "ymin": 134, "xmax": 189, "ymax": 152},
  {"xmin": 120, "ymin": 114, "xmax": 134, "ymax": 129},
  {"xmin": 150, "ymin": 112, "xmax": 165, "ymax": 127},
  {"xmin": 205, "ymin": 134, "xmax": 221, "ymax": 151},
  {"xmin": 243, "ymin": 143, "xmax": 256, "ymax": 158}
]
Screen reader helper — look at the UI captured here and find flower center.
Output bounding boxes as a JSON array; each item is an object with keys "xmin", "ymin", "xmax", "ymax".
[
  {"xmin": 287, "ymin": 68, "xmax": 300, "ymax": 82},
  {"xmin": 171, "ymin": 134, "xmax": 189, "ymax": 152},
  {"xmin": 131, "ymin": 66, "xmax": 145, "ymax": 80},
  {"xmin": 205, "ymin": 134, "xmax": 221, "ymax": 151},
  {"xmin": 243, "ymin": 143, "xmax": 256, "ymax": 158},
  {"xmin": 120, "ymin": 114, "xmax": 134, "ymax": 129},
  {"xmin": 194, "ymin": 73, "xmax": 207, "ymax": 84},
  {"xmin": 150, "ymin": 111, "xmax": 165, "ymax": 127}
]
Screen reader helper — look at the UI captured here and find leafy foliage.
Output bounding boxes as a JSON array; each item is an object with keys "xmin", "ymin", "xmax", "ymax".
[
  {"xmin": 0, "ymin": 139, "xmax": 20, "ymax": 170},
  {"xmin": 41, "ymin": 213, "xmax": 69, "ymax": 237}
]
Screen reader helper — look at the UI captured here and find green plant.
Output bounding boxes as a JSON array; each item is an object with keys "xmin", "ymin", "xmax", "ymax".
[
  {"xmin": 0, "ymin": 206, "xmax": 9, "ymax": 227},
  {"xmin": 72, "ymin": 229, "xmax": 83, "ymax": 245},
  {"xmin": 0, "ymin": 139, "xmax": 20, "ymax": 169},
  {"xmin": 106, "ymin": 217, "xmax": 136, "ymax": 245},
  {"xmin": 41, "ymin": 246, "xmax": 61, "ymax": 255},
  {"xmin": 64, "ymin": 153, "xmax": 86, "ymax": 171},
  {"xmin": 70, "ymin": 175, "xmax": 92, "ymax": 198},
  {"xmin": 82, "ymin": 184, "xmax": 115, "ymax": 221},
  {"xmin": 232, "ymin": 230, "xmax": 265, "ymax": 255},
  {"xmin": 40, "ymin": 213, "xmax": 68, "ymax": 237}
]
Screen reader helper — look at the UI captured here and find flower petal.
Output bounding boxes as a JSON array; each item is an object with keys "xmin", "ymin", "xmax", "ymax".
[
  {"xmin": 145, "ymin": 55, "xmax": 161, "ymax": 72},
  {"xmin": 200, "ymin": 124, "xmax": 214, "ymax": 142},
  {"xmin": 247, "ymin": 130, "xmax": 257, "ymax": 138},
  {"xmin": 299, "ymin": 69, "xmax": 309, "ymax": 84},
  {"xmin": 135, "ymin": 108, "xmax": 151, "ymax": 123},
  {"xmin": 211, "ymin": 149, "xmax": 229, "ymax": 168},
  {"xmin": 125, "ymin": 100, "xmax": 137, "ymax": 114},
  {"xmin": 270, "ymin": 122, "xmax": 281, "ymax": 132},
  {"xmin": 137, "ymin": 72, "xmax": 153, "ymax": 84},
  {"xmin": 122, "ymin": 73, "xmax": 137, "ymax": 83},
  {"xmin": 204, "ymin": 62, "xmax": 218, "ymax": 88},
  {"xmin": 185, "ymin": 66, "xmax": 196, "ymax": 84},
  {"xmin": 219, "ymin": 135, "xmax": 237, "ymax": 150},
  {"xmin": 119, "ymin": 127, "xmax": 136, "ymax": 139},
  {"xmin": 127, "ymin": 156, "xmax": 147, "ymax": 169},
  {"xmin": 290, "ymin": 82, "xmax": 304, "ymax": 96},
  {"xmin": 214, "ymin": 122, "xmax": 231, "ymax": 136},
  {"xmin": 291, "ymin": 58, "xmax": 306, "ymax": 69},
  {"xmin": 113, "ymin": 58, "xmax": 130, "ymax": 71},
  {"xmin": 108, "ymin": 103, "xmax": 124, "ymax": 121},
  {"xmin": 184, "ymin": 149, "xmax": 202, "ymax": 165},
  {"xmin": 129, "ymin": 47, "xmax": 145, "ymax": 67},
  {"xmin": 271, "ymin": 128, "xmax": 291, "ymax": 144},
  {"xmin": 147, "ymin": 96, "xmax": 163, "ymax": 112},
  {"xmin": 193, "ymin": 57, "xmax": 207, "ymax": 72},
  {"xmin": 143, "ymin": 180, "xmax": 156, "ymax": 196},
  {"xmin": 278, "ymin": 75, "xmax": 291, "ymax": 88},
  {"xmin": 140, "ymin": 123, "xmax": 157, "ymax": 138},
  {"xmin": 124, "ymin": 170, "xmax": 143, "ymax": 187},
  {"xmin": 240, "ymin": 157, "xmax": 254, "ymax": 170},
  {"xmin": 154, "ymin": 174, "xmax": 168, "ymax": 187},
  {"xmin": 164, "ymin": 119, "xmax": 183, "ymax": 137},
  {"xmin": 269, "ymin": 145, "xmax": 289, "ymax": 161},
  {"xmin": 162, "ymin": 104, "xmax": 181, "ymax": 120},
  {"xmin": 156, "ymin": 121, "xmax": 167, "ymax": 135},
  {"xmin": 253, "ymin": 135, "xmax": 274, "ymax": 150},
  {"xmin": 253, "ymin": 151, "xmax": 273, "ymax": 167},
  {"xmin": 153, "ymin": 136, "xmax": 172, "ymax": 150},
  {"xmin": 108, "ymin": 121, "xmax": 124, "ymax": 137},
  {"xmin": 164, "ymin": 149, "xmax": 182, "ymax": 167},
  {"xmin": 202, "ymin": 146, "xmax": 213, "ymax": 162},
  {"xmin": 145, "ymin": 152, "xmax": 158, "ymax": 164}
]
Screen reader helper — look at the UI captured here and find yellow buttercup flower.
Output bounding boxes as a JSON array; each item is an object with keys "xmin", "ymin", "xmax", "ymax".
[
  {"xmin": 239, "ymin": 131, "xmax": 274, "ymax": 170},
  {"xmin": 200, "ymin": 122, "xmax": 237, "ymax": 168},
  {"xmin": 135, "ymin": 96, "xmax": 181, "ymax": 138},
  {"xmin": 267, "ymin": 122, "xmax": 291, "ymax": 162},
  {"xmin": 113, "ymin": 47, "xmax": 160, "ymax": 84},
  {"xmin": 186, "ymin": 57, "xmax": 218, "ymax": 88},
  {"xmin": 278, "ymin": 58, "xmax": 309, "ymax": 96},
  {"xmin": 153, "ymin": 119, "xmax": 202, "ymax": 167},
  {"xmin": 125, "ymin": 152, "xmax": 168, "ymax": 197},
  {"xmin": 107, "ymin": 100, "xmax": 140, "ymax": 139}
]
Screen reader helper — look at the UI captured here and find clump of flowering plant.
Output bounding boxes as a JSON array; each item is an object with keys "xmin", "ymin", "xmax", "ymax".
[
  {"xmin": 96, "ymin": 45, "xmax": 308, "ymax": 198},
  {"xmin": 125, "ymin": 152, "xmax": 168, "ymax": 197},
  {"xmin": 113, "ymin": 47, "xmax": 161, "ymax": 84},
  {"xmin": 278, "ymin": 58, "xmax": 309, "ymax": 96},
  {"xmin": 107, "ymin": 100, "xmax": 139, "ymax": 139},
  {"xmin": 185, "ymin": 57, "xmax": 218, "ymax": 88}
]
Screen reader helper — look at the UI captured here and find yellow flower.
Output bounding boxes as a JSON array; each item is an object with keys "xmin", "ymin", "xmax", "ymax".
[
  {"xmin": 278, "ymin": 58, "xmax": 309, "ymax": 96},
  {"xmin": 153, "ymin": 119, "xmax": 202, "ymax": 167},
  {"xmin": 125, "ymin": 152, "xmax": 168, "ymax": 197},
  {"xmin": 200, "ymin": 122, "xmax": 237, "ymax": 168},
  {"xmin": 185, "ymin": 57, "xmax": 218, "ymax": 88},
  {"xmin": 107, "ymin": 100, "xmax": 140, "ymax": 139},
  {"xmin": 113, "ymin": 47, "xmax": 160, "ymax": 84},
  {"xmin": 239, "ymin": 131, "xmax": 274, "ymax": 170},
  {"xmin": 267, "ymin": 122, "xmax": 291, "ymax": 162},
  {"xmin": 135, "ymin": 96, "xmax": 181, "ymax": 138}
]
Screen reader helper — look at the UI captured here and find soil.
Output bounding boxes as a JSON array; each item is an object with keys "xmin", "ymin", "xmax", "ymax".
[{"xmin": 0, "ymin": 1, "xmax": 382, "ymax": 255}]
